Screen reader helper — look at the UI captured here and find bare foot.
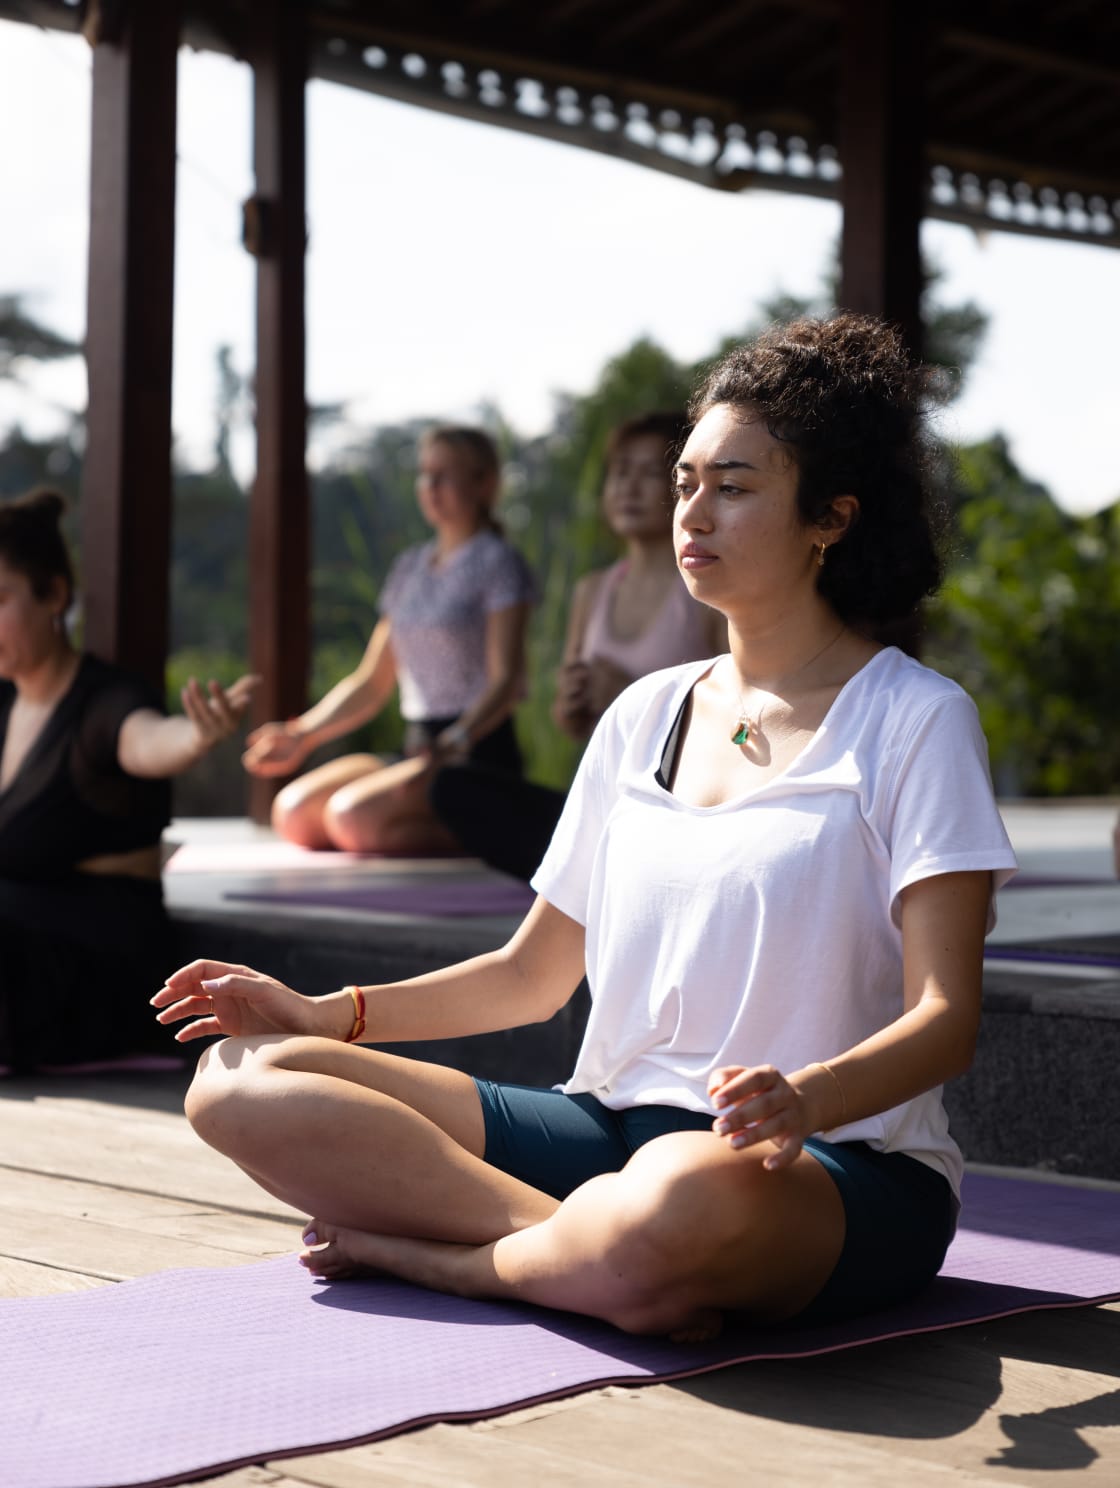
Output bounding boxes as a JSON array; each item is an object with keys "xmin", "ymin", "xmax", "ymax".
[
  {"xmin": 299, "ymin": 1220, "xmax": 387, "ymax": 1280},
  {"xmin": 298, "ymin": 1219, "xmax": 484, "ymax": 1295},
  {"xmin": 299, "ymin": 1220, "xmax": 725, "ymax": 1343}
]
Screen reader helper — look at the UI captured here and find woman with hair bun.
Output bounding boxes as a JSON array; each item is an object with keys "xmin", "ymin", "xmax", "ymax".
[
  {"xmin": 243, "ymin": 425, "xmax": 536, "ymax": 856},
  {"xmin": 0, "ymin": 488, "xmax": 256, "ymax": 1071},
  {"xmin": 156, "ymin": 317, "xmax": 1017, "ymax": 1338}
]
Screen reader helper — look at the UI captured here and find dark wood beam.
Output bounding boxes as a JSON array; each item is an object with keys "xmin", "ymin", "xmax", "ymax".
[
  {"xmin": 181, "ymin": 0, "xmax": 252, "ymax": 62},
  {"xmin": 597, "ymin": 0, "xmax": 694, "ymax": 50},
  {"xmin": 306, "ymin": 7, "xmax": 810, "ymax": 119},
  {"xmin": 1043, "ymin": 90, "xmax": 1120, "ymax": 150},
  {"xmin": 676, "ymin": 3, "xmax": 805, "ymax": 59},
  {"xmin": 838, "ymin": 0, "xmax": 925, "ymax": 357},
  {"xmin": 939, "ymin": 20, "xmax": 1120, "ymax": 91},
  {"xmin": 838, "ymin": 0, "xmax": 929, "ymax": 655},
  {"xmin": 81, "ymin": 0, "xmax": 179, "ymax": 690},
  {"xmin": 938, "ymin": 63, "xmax": 1040, "ymax": 128},
  {"xmin": 247, "ymin": 0, "xmax": 309, "ymax": 822},
  {"xmin": 986, "ymin": 75, "xmax": 1093, "ymax": 143}
]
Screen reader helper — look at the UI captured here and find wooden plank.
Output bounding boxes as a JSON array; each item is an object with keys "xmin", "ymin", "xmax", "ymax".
[
  {"xmin": 0, "ymin": 1213, "xmax": 277, "ymax": 1284},
  {"xmin": 0, "ymin": 1163, "xmax": 298, "ymax": 1248},
  {"xmin": 184, "ymin": 1471, "xmax": 314, "ymax": 1488},
  {"xmin": 0, "ymin": 1090, "xmax": 299, "ymax": 1221},
  {"xmin": 0, "ymin": 1255, "xmax": 106, "ymax": 1298},
  {"xmin": 0, "ymin": 1167, "xmax": 297, "ymax": 1283},
  {"xmin": 276, "ymin": 1398, "xmax": 953, "ymax": 1488},
  {"xmin": 7, "ymin": 1072, "xmax": 1120, "ymax": 1486},
  {"xmin": 273, "ymin": 1320, "xmax": 1120, "ymax": 1486}
]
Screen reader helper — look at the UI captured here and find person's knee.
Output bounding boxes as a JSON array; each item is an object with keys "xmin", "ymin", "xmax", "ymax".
[
  {"xmin": 185, "ymin": 1038, "xmax": 248, "ymax": 1146},
  {"xmin": 184, "ymin": 1034, "xmax": 309, "ymax": 1151},
  {"xmin": 588, "ymin": 1203, "xmax": 704, "ymax": 1335},
  {"xmin": 321, "ymin": 787, "xmax": 376, "ymax": 852},
  {"xmin": 600, "ymin": 1136, "xmax": 768, "ymax": 1333},
  {"xmin": 272, "ymin": 782, "xmax": 327, "ymax": 848}
]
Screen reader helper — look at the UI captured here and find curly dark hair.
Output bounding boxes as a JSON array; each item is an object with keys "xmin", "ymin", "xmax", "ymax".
[
  {"xmin": 689, "ymin": 315, "xmax": 947, "ymax": 624},
  {"xmin": 0, "ymin": 487, "xmax": 75, "ymax": 607}
]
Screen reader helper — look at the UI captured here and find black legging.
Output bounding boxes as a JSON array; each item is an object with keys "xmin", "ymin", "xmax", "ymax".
[
  {"xmin": 0, "ymin": 872, "xmax": 176, "ymax": 1070},
  {"xmin": 429, "ymin": 762, "xmax": 564, "ymax": 882},
  {"xmin": 403, "ymin": 716, "xmax": 524, "ymax": 776}
]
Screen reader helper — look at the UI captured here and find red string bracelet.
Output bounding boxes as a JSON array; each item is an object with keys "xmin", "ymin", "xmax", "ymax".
[{"xmin": 344, "ymin": 985, "xmax": 366, "ymax": 1043}]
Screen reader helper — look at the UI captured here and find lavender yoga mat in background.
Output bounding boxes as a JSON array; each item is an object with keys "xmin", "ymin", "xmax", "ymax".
[
  {"xmin": 226, "ymin": 879, "xmax": 536, "ymax": 917},
  {"xmin": 2, "ymin": 1173, "xmax": 1118, "ymax": 1488}
]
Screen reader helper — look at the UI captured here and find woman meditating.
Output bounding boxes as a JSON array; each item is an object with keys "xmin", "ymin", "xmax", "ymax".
[
  {"xmin": 0, "ymin": 488, "xmax": 255, "ymax": 1070},
  {"xmin": 242, "ymin": 425, "xmax": 536, "ymax": 856},
  {"xmin": 549, "ymin": 411, "xmax": 726, "ymax": 742},
  {"xmin": 155, "ymin": 316, "xmax": 1016, "ymax": 1337}
]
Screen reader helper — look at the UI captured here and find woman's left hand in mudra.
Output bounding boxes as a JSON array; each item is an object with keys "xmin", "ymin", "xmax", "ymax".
[
  {"xmin": 181, "ymin": 674, "xmax": 260, "ymax": 753},
  {"xmin": 151, "ymin": 960, "xmax": 352, "ymax": 1043},
  {"xmin": 707, "ymin": 1063, "xmax": 812, "ymax": 1171}
]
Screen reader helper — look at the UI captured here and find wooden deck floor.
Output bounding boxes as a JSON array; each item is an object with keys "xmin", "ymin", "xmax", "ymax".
[
  {"xmin": 3, "ymin": 1067, "xmax": 1120, "ymax": 1488},
  {"xmin": 5, "ymin": 804, "xmax": 1120, "ymax": 1484}
]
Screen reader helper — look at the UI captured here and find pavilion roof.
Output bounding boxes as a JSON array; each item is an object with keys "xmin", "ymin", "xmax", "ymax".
[{"xmin": 8, "ymin": 0, "xmax": 1120, "ymax": 247}]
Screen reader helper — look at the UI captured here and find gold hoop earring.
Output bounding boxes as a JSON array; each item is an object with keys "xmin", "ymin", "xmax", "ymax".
[{"xmin": 816, "ymin": 542, "xmax": 827, "ymax": 568}]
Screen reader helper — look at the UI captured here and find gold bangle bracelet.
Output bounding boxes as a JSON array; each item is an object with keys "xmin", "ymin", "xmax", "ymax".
[{"xmin": 812, "ymin": 1060, "xmax": 847, "ymax": 1123}]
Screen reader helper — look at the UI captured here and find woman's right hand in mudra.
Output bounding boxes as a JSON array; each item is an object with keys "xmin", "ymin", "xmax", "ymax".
[
  {"xmin": 151, "ymin": 961, "xmax": 354, "ymax": 1043},
  {"xmin": 241, "ymin": 721, "xmax": 310, "ymax": 777}
]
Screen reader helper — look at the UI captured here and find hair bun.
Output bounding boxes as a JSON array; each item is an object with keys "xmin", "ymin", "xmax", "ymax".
[{"xmin": 14, "ymin": 486, "xmax": 67, "ymax": 525}]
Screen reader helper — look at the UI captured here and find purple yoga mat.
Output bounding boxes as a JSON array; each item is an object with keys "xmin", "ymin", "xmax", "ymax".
[
  {"xmin": 227, "ymin": 879, "xmax": 536, "ymax": 917},
  {"xmin": 985, "ymin": 944, "xmax": 1120, "ymax": 970},
  {"xmin": 2, "ymin": 1173, "xmax": 1118, "ymax": 1488},
  {"xmin": 1001, "ymin": 873, "xmax": 1114, "ymax": 888}
]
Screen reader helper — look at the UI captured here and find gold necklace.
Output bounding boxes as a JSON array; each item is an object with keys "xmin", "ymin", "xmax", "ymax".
[{"xmin": 729, "ymin": 625, "xmax": 847, "ymax": 747}]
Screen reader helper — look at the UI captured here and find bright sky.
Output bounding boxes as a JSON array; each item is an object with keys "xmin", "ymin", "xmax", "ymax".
[{"xmin": 3, "ymin": 22, "xmax": 1118, "ymax": 514}]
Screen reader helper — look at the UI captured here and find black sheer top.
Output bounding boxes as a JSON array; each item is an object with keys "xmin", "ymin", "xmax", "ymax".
[{"xmin": 0, "ymin": 655, "xmax": 172, "ymax": 881}]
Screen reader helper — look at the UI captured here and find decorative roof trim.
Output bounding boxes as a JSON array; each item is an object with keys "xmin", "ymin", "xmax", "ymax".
[
  {"xmin": 2, "ymin": 2, "xmax": 1116, "ymax": 249},
  {"xmin": 311, "ymin": 32, "xmax": 1120, "ymax": 251}
]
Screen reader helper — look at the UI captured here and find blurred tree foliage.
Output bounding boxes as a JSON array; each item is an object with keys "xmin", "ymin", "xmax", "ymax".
[
  {"xmin": 925, "ymin": 438, "xmax": 1120, "ymax": 796},
  {"xmin": 1, "ymin": 302, "xmax": 1116, "ymax": 808},
  {"xmin": 0, "ymin": 294, "xmax": 81, "ymax": 381},
  {"xmin": 753, "ymin": 254, "xmax": 988, "ymax": 397}
]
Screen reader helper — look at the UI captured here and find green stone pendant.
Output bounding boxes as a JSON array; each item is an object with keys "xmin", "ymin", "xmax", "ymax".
[{"xmin": 730, "ymin": 717, "xmax": 752, "ymax": 746}]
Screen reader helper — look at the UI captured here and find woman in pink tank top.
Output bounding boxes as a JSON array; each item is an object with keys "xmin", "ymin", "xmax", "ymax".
[{"xmin": 552, "ymin": 414, "xmax": 726, "ymax": 741}]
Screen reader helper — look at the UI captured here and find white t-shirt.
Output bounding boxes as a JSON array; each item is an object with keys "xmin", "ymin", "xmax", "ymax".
[
  {"xmin": 380, "ymin": 530, "xmax": 537, "ymax": 721},
  {"xmin": 531, "ymin": 647, "xmax": 1018, "ymax": 1197}
]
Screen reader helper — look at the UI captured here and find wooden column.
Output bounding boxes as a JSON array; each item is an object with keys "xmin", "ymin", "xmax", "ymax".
[
  {"xmin": 838, "ymin": 0, "xmax": 926, "ymax": 356},
  {"xmin": 247, "ymin": 0, "xmax": 310, "ymax": 822},
  {"xmin": 81, "ymin": 0, "xmax": 179, "ymax": 689}
]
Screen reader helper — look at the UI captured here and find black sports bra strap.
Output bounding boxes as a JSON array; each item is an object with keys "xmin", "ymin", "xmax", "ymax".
[{"xmin": 654, "ymin": 688, "xmax": 692, "ymax": 791}]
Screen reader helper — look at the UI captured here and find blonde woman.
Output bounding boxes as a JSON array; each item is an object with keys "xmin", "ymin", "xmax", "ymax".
[{"xmin": 243, "ymin": 426, "xmax": 536, "ymax": 855}]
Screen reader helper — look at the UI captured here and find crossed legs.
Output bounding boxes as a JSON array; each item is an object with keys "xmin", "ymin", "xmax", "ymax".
[
  {"xmin": 186, "ymin": 1036, "xmax": 846, "ymax": 1336},
  {"xmin": 271, "ymin": 754, "xmax": 461, "ymax": 855}
]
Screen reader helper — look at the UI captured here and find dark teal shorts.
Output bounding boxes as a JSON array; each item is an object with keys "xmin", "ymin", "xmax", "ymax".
[{"xmin": 473, "ymin": 1079, "xmax": 958, "ymax": 1324}]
